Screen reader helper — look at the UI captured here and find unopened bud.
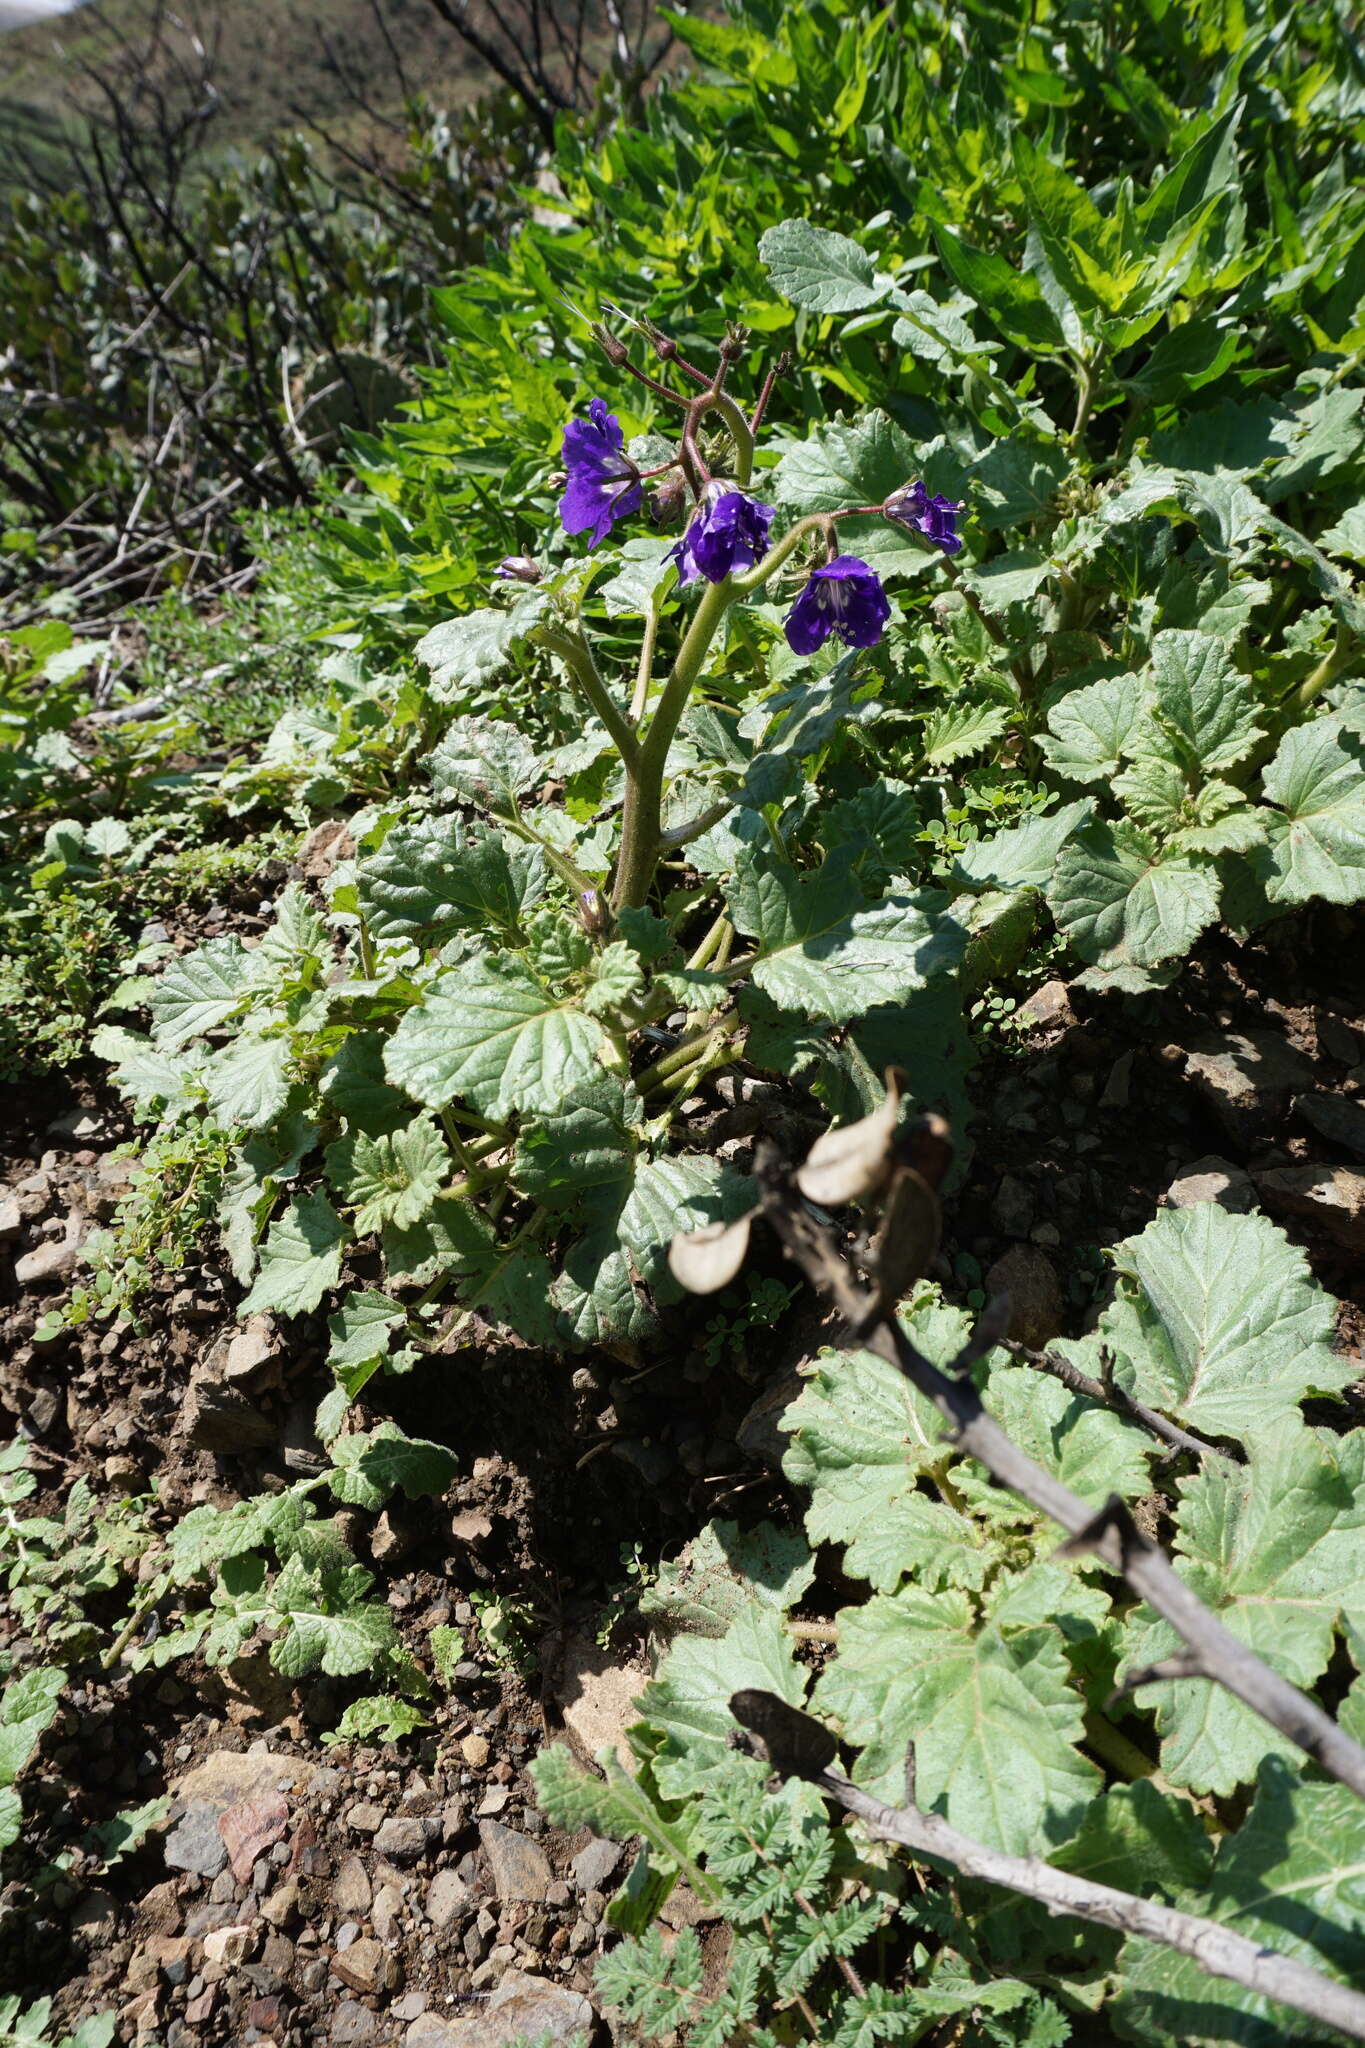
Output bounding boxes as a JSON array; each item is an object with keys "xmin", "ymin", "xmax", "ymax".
[
  {"xmin": 495, "ymin": 556, "xmax": 542, "ymax": 583},
  {"xmin": 719, "ymin": 326, "xmax": 746, "ymax": 364},
  {"xmin": 649, "ymin": 473, "xmax": 689, "ymax": 528},
  {"xmin": 590, "ymin": 323, "xmax": 630, "ymax": 367},
  {"xmin": 577, "ymin": 888, "xmax": 611, "ymax": 935}
]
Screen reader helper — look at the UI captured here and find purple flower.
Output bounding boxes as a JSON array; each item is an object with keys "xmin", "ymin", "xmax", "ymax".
[
  {"xmin": 668, "ymin": 482, "xmax": 776, "ymax": 585},
  {"xmin": 495, "ymin": 555, "xmax": 542, "ymax": 583},
  {"xmin": 559, "ymin": 399, "xmax": 643, "ymax": 547},
  {"xmin": 784, "ymin": 556, "xmax": 891, "ymax": 655},
  {"xmin": 885, "ymin": 478, "xmax": 964, "ymax": 555}
]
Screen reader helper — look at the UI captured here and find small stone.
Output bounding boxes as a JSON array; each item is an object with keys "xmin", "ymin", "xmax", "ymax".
[
  {"xmin": 331, "ymin": 1935, "xmax": 399, "ymax": 1995},
  {"xmin": 1295, "ymin": 1091, "xmax": 1365, "ymax": 1164},
  {"xmin": 182, "ymin": 1369, "xmax": 275, "ymax": 1454},
  {"xmin": 460, "ymin": 1733, "xmax": 490, "ymax": 1769},
  {"xmin": 1018, "ymin": 979, "xmax": 1075, "ymax": 1032},
  {"xmin": 14, "ymin": 1235, "xmax": 81, "ymax": 1288},
  {"xmin": 568, "ymin": 1917, "xmax": 596, "ymax": 1955},
  {"xmin": 570, "ymin": 1837, "xmax": 622, "ymax": 1894},
  {"xmin": 219, "ymin": 1791, "xmax": 289, "ymax": 1882},
  {"xmin": 202, "ymin": 1923, "xmax": 253, "ymax": 1967},
  {"xmin": 553, "ymin": 1637, "xmax": 646, "ymax": 1772},
  {"xmin": 476, "ymin": 1786, "xmax": 510, "ymax": 1818},
  {"xmin": 261, "ymin": 1879, "xmax": 300, "ymax": 1928},
  {"xmin": 992, "ymin": 1174, "xmax": 1034, "ymax": 1239},
  {"xmin": 0, "ymin": 1195, "xmax": 21, "ymax": 1240},
  {"xmin": 393, "ymin": 1992, "xmax": 429, "ymax": 2022},
  {"xmin": 332, "ymin": 1856, "xmax": 372, "ymax": 1915},
  {"xmin": 1183, "ymin": 1030, "xmax": 1315, "ymax": 1149},
  {"xmin": 426, "ymin": 1867, "xmax": 471, "ymax": 1931},
  {"xmin": 1098, "ymin": 1050, "xmax": 1134, "ymax": 1111},
  {"xmin": 221, "ymin": 1317, "xmax": 280, "ymax": 1384},
  {"xmin": 1256, "ymin": 1165, "xmax": 1365, "ymax": 1252},
  {"xmin": 346, "ymin": 1801, "xmax": 385, "ymax": 1834},
  {"xmin": 70, "ymin": 1890, "xmax": 118, "ymax": 1944},
  {"xmin": 1164, "ymin": 1156, "xmax": 1255, "ymax": 1213},
  {"xmin": 372, "ymin": 1881, "xmax": 404, "ymax": 1941},
  {"xmin": 545, "ymin": 1880, "xmax": 572, "ymax": 1909},
  {"xmin": 479, "ymin": 1822, "xmax": 553, "ymax": 1902},
  {"xmin": 373, "ymin": 1816, "xmax": 429, "ymax": 1864},
  {"xmin": 208, "ymin": 1869, "xmax": 238, "ymax": 1902},
  {"xmin": 331, "ymin": 2001, "xmax": 379, "ymax": 2045},
  {"xmin": 262, "ymin": 1931, "xmax": 295, "ymax": 1974},
  {"xmin": 164, "ymin": 1803, "xmax": 229, "ymax": 1880}
]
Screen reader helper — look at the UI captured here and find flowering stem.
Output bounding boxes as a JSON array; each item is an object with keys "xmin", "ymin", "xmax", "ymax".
[
  {"xmin": 536, "ymin": 624, "xmax": 640, "ymax": 770},
  {"xmin": 629, "ymin": 594, "xmax": 662, "ymax": 722},
  {"xmin": 611, "ymin": 572, "xmax": 736, "ymax": 909}
]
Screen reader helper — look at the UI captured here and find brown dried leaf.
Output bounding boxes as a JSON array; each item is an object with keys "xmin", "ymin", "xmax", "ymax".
[
  {"xmin": 867, "ymin": 1167, "xmax": 940, "ymax": 1310},
  {"xmin": 796, "ymin": 1069, "xmax": 905, "ymax": 1208},
  {"xmin": 667, "ymin": 1214, "xmax": 752, "ymax": 1294}
]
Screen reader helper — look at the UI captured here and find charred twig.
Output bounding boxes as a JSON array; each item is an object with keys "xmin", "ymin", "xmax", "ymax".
[
  {"xmin": 748, "ymin": 1140, "xmax": 1365, "ymax": 1802},
  {"xmin": 1003, "ymin": 1337, "xmax": 1227, "ymax": 1462},
  {"xmin": 730, "ymin": 1692, "xmax": 1365, "ymax": 2043}
]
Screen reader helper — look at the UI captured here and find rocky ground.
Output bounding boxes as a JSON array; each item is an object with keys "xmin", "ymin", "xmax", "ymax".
[{"xmin": 1, "ymin": 905, "xmax": 1363, "ymax": 2044}]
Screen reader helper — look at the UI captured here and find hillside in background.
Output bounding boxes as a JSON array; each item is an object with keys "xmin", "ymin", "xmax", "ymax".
[{"xmin": 1, "ymin": 0, "xmax": 497, "ymax": 148}]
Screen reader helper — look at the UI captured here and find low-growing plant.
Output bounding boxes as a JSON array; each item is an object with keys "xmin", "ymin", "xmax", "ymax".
[{"xmin": 531, "ymin": 1094, "xmax": 1365, "ymax": 2045}]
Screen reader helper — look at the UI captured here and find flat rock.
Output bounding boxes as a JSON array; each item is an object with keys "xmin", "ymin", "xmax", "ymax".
[
  {"xmin": 332, "ymin": 1856, "xmax": 372, "ymax": 1915},
  {"xmin": 1255, "ymin": 1165, "xmax": 1365, "ymax": 1251},
  {"xmin": 983, "ymin": 1244, "xmax": 1063, "ymax": 1350},
  {"xmin": 571, "ymin": 1836, "xmax": 623, "ymax": 1894},
  {"xmin": 14, "ymin": 1235, "xmax": 81, "ymax": 1288},
  {"xmin": 164, "ymin": 1803, "xmax": 229, "ymax": 1879},
  {"xmin": 408, "ymin": 1972, "xmax": 594, "ymax": 2046},
  {"xmin": 991, "ymin": 1172, "xmax": 1034, "ymax": 1238},
  {"xmin": 1018, "ymin": 979, "xmax": 1075, "ymax": 1032},
  {"xmin": 182, "ymin": 1368, "xmax": 276, "ymax": 1453},
  {"xmin": 426, "ymin": 1867, "xmax": 471, "ymax": 1931},
  {"xmin": 0, "ymin": 1194, "xmax": 21, "ymax": 1241},
  {"xmin": 478, "ymin": 1821, "xmax": 553, "ymax": 1902},
  {"xmin": 1163, "ymin": 1156, "xmax": 1255, "ymax": 1214},
  {"xmin": 332, "ymin": 2001, "xmax": 380, "ymax": 2045},
  {"xmin": 221, "ymin": 1316, "xmax": 281, "ymax": 1384},
  {"xmin": 219, "ymin": 1791, "xmax": 288, "ymax": 1882},
  {"xmin": 374, "ymin": 1815, "xmax": 429, "ymax": 1864},
  {"xmin": 1295, "ymin": 1091, "xmax": 1365, "ymax": 1164},
  {"xmin": 553, "ymin": 1635, "xmax": 645, "ymax": 1771},
  {"xmin": 174, "ymin": 1747, "xmax": 315, "ymax": 1808},
  {"xmin": 331, "ymin": 1935, "xmax": 399, "ymax": 1994},
  {"xmin": 1182, "ymin": 1030, "xmax": 1315, "ymax": 1148}
]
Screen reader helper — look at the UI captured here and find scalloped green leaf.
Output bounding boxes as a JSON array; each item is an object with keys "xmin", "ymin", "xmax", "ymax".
[
  {"xmin": 384, "ymin": 957, "xmax": 611, "ymax": 1118},
  {"xmin": 815, "ymin": 1584, "xmax": 1100, "ymax": 1853},
  {"xmin": 759, "ymin": 218, "xmax": 888, "ymax": 314},
  {"xmin": 1121, "ymin": 1420, "xmax": 1365, "ymax": 1793},
  {"xmin": 1049, "ymin": 816, "xmax": 1221, "ymax": 970},
  {"xmin": 1254, "ymin": 716, "xmax": 1365, "ymax": 907},
  {"xmin": 239, "ymin": 1190, "xmax": 347, "ymax": 1318},
  {"xmin": 1099, "ymin": 1204, "xmax": 1351, "ymax": 1439}
]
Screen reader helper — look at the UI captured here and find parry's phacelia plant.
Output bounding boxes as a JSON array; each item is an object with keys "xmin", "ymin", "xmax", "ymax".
[
  {"xmin": 783, "ymin": 554, "xmax": 892, "ymax": 653},
  {"xmin": 539, "ymin": 321, "xmax": 965, "ymax": 911},
  {"xmin": 885, "ymin": 478, "xmax": 964, "ymax": 554},
  {"xmin": 559, "ymin": 397, "xmax": 645, "ymax": 545}
]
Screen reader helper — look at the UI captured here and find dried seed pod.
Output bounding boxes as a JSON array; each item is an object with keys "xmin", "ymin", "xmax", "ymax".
[
  {"xmin": 896, "ymin": 1111, "xmax": 953, "ymax": 1193},
  {"xmin": 667, "ymin": 1212, "xmax": 752, "ymax": 1294},
  {"xmin": 867, "ymin": 1166, "xmax": 941, "ymax": 1312},
  {"xmin": 795, "ymin": 1069, "xmax": 905, "ymax": 1208}
]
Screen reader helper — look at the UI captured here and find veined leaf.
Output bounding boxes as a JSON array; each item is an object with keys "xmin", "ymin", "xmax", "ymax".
[
  {"xmin": 239, "ymin": 1190, "xmax": 348, "ymax": 1318},
  {"xmin": 1254, "ymin": 716, "xmax": 1365, "ymax": 906},
  {"xmin": 326, "ymin": 1116, "xmax": 450, "ymax": 1234},
  {"xmin": 724, "ymin": 853, "xmax": 965, "ymax": 1023},
  {"xmin": 759, "ymin": 218, "xmax": 888, "ymax": 315},
  {"xmin": 383, "ymin": 956, "xmax": 612, "ymax": 1119},
  {"xmin": 1121, "ymin": 1419, "xmax": 1365, "ymax": 1792},
  {"xmin": 1099, "ymin": 1203, "xmax": 1351, "ymax": 1440},
  {"xmin": 1049, "ymin": 816, "xmax": 1222, "ymax": 971}
]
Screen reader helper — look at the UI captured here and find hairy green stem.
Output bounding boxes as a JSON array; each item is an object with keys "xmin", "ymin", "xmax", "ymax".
[
  {"xmin": 685, "ymin": 909, "xmax": 733, "ymax": 972},
  {"xmin": 537, "ymin": 624, "xmax": 639, "ymax": 770}
]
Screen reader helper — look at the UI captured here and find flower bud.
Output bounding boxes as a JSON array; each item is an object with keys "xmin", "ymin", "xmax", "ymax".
[
  {"xmin": 590, "ymin": 323, "xmax": 630, "ymax": 367},
  {"xmin": 495, "ymin": 556, "xmax": 542, "ymax": 584},
  {"xmin": 649, "ymin": 473, "xmax": 689, "ymax": 528}
]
